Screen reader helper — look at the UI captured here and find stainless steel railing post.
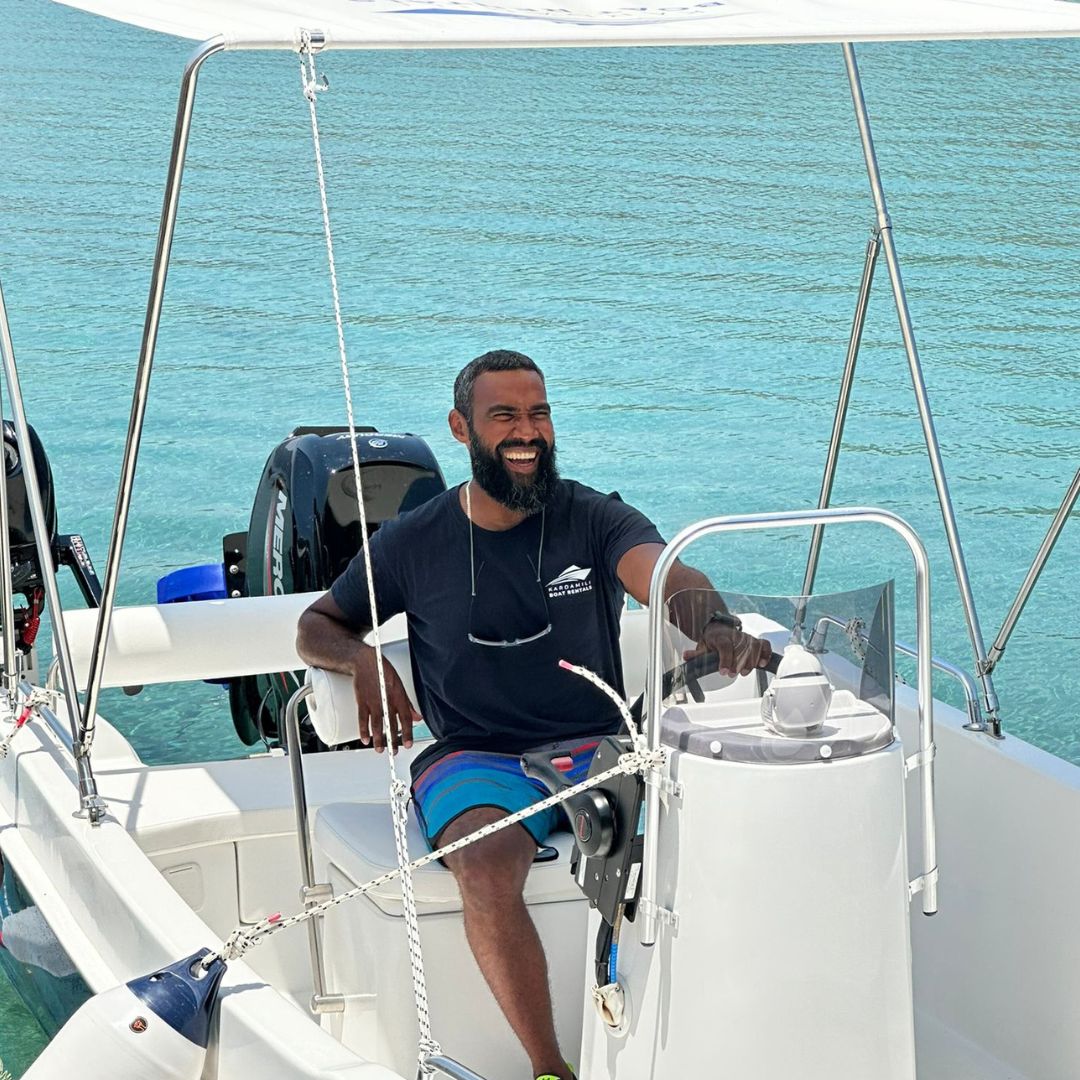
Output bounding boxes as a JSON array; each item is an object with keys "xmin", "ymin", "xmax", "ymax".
[
  {"xmin": 0, "ymin": 289, "xmax": 20, "ymax": 695},
  {"xmin": 842, "ymin": 42, "xmax": 999, "ymax": 734},
  {"xmin": 285, "ymin": 683, "xmax": 345, "ymax": 1015},
  {"xmin": 985, "ymin": 467, "xmax": 1080, "ymax": 675},
  {"xmin": 797, "ymin": 229, "xmax": 881, "ymax": 622},
  {"xmin": 641, "ymin": 506, "xmax": 937, "ymax": 947},
  {"xmin": 79, "ymin": 37, "xmax": 226, "ymax": 748},
  {"xmin": 0, "ymin": 279, "xmax": 102, "ymax": 820}
]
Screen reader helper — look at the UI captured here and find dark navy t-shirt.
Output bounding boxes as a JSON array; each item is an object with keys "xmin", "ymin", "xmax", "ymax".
[{"xmin": 329, "ymin": 479, "xmax": 663, "ymax": 775}]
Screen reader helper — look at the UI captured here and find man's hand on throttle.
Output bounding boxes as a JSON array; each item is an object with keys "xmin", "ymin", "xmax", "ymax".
[
  {"xmin": 352, "ymin": 647, "xmax": 421, "ymax": 753},
  {"xmin": 684, "ymin": 622, "xmax": 773, "ymax": 678}
]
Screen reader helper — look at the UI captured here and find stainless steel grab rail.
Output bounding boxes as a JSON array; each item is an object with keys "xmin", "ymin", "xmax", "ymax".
[
  {"xmin": 285, "ymin": 685, "xmax": 496, "ymax": 1071},
  {"xmin": 640, "ymin": 506, "xmax": 937, "ymax": 947},
  {"xmin": 285, "ymin": 683, "xmax": 345, "ymax": 1016},
  {"xmin": 423, "ymin": 1055, "xmax": 492, "ymax": 1080},
  {"xmin": 807, "ymin": 614, "xmax": 984, "ymax": 732}
]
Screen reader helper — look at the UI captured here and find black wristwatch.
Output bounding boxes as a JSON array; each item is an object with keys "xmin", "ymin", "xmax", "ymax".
[{"xmin": 705, "ymin": 610, "xmax": 742, "ymax": 633}]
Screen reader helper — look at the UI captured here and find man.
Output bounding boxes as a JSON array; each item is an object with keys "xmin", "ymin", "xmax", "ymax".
[{"xmin": 297, "ymin": 349, "xmax": 772, "ymax": 1080}]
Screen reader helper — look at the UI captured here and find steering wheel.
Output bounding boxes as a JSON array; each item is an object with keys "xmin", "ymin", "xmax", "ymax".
[{"xmin": 628, "ymin": 648, "xmax": 781, "ymax": 724}]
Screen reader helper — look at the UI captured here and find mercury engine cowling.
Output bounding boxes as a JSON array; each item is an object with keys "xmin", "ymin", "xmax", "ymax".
[{"xmin": 226, "ymin": 426, "xmax": 445, "ymax": 748}]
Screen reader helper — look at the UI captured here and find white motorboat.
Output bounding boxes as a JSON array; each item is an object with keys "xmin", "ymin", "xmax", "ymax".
[{"xmin": 1, "ymin": 2, "xmax": 1079, "ymax": 1078}]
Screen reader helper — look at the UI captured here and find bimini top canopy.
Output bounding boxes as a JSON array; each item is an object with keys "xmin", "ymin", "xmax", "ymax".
[{"xmin": 55, "ymin": 0, "xmax": 1080, "ymax": 50}]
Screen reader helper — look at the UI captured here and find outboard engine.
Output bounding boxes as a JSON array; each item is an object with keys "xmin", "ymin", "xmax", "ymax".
[
  {"xmin": 2, "ymin": 421, "xmax": 101, "ymax": 659},
  {"xmin": 223, "ymin": 426, "xmax": 445, "ymax": 748}
]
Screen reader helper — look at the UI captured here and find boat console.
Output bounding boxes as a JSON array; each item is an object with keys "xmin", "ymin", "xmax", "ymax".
[
  {"xmin": 577, "ymin": 661, "xmax": 917, "ymax": 1080},
  {"xmin": 292, "ymin": 575, "xmax": 916, "ymax": 1080}
]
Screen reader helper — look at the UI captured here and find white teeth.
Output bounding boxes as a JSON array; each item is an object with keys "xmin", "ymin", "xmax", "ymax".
[{"xmin": 505, "ymin": 451, "xmax": 536, "ymax": 461}]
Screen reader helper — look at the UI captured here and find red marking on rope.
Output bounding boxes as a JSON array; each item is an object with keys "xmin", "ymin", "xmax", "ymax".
[
  {"xmin": 267, "ymin": 913, "xmax": 282, "ymax": 924},
  {"xmin": 558, "ymin": 659, "xmax": 573, "ymax": 671},
  {"xmin": 20, "ymin": 590, "xmax": 43, "ymax": 648},
  {"xmin": 14, "ymin": 707, "xmax": 32, "ymax": 730}
]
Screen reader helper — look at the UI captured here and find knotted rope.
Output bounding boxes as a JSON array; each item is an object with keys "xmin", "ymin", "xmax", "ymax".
[
  {"xmin": 0, "ymin": 687, "xmax": 51, "ymax": 758},
  {"xmin": 206, "ymin": 739, "xmax": 665, "ymax": 967}
]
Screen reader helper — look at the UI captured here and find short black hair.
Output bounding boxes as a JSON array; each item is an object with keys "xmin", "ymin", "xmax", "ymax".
[{"xmin": 453, "ymin": 350, "xmax": 544, "ymax": 421}]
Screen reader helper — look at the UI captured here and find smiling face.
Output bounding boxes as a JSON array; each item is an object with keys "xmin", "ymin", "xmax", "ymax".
[{"xmin": 450, "ymin": 368, "xmax": 559, "ymax": 513}]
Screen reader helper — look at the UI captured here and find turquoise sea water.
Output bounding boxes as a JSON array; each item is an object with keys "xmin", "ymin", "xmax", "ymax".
[{"xmin": 0, "ymin": 0, "xmax": 1078, "ymax": 1070}]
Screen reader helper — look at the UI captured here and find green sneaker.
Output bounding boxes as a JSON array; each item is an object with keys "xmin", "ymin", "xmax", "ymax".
[{"xmin": 535, "ymin": 1068, "xmax": 576, "ymax": 1080}]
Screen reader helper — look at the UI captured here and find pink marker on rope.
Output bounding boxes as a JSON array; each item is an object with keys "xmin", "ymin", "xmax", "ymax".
[{"xmin": 558, "ymin": 658, "xmax": 639, "ymax": 741}]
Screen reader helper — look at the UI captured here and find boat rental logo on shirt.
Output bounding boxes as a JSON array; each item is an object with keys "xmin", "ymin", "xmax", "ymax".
[{"xmin": 547, "ymin": 565, "xmax": 593, "ymax": 598}]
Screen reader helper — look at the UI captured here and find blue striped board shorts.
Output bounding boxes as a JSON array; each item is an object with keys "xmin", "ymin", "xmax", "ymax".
[{"xmin": 412, "ymin": 735, "xmax": 604, "ymax": 849}]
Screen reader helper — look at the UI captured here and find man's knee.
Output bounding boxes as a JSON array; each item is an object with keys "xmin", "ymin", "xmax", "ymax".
[{"xmin": 439, "ymin": 809, "xmax": 535, "ymax": 904}]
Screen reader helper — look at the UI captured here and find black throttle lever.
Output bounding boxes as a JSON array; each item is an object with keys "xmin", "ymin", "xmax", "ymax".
[{"xmin": 520, "ymin": 751, "xmax": 617, "ymax": 858}]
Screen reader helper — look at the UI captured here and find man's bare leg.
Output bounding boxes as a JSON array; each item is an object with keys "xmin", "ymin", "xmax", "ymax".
[{"xmin": 440, "ymin": 808, "xmax": 567, "ymax": 1079}]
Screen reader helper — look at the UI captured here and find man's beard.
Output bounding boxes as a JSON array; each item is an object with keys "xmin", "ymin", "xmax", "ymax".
[{"xmin": 468, "ymin": 429, "xmax": 559, "ymax": 514}]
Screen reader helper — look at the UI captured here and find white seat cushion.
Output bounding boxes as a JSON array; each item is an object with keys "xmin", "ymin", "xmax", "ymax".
[{"xmin": 313, "ymin": 801, "xmax": 585, "ymax": 916}]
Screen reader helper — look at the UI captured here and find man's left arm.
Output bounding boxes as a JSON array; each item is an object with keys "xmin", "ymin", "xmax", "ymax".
[{"xmin": 616, "ymin": 544, "xmax": 773, "ymax": 677}]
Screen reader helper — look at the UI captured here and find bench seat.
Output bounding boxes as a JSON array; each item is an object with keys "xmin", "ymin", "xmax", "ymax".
[{"xmin": 313, "ymin": 801, "xmax": 583, "ymax": 916}]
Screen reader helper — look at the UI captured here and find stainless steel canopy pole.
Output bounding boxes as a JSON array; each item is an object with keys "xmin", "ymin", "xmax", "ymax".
[
  {"xmin": 79, "ymin": 38, "xmax": 226, "ymax": 742},
  {"xmin": 796, "ymin": 229, "xmax": 881, "ymax": 631},
  {"xmin": 986, "ymin": 467, "xmax": 1080, "ymax": 674},
  {"xmin": 842, "ymin": 42, "xmax": 1000, "ymax": 735},
  {"xmin": 0, "ymin": 280, "xmax": 100, "ymax": 815},
  {"xmin": 0, "ymin": 285, "xmax": 20, "ymax": 693}
]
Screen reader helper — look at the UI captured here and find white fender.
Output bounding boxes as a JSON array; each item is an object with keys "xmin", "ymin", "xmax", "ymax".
[{"xmin": 24, "ymin": 950, "xmax": 226, "ymax": 1080}]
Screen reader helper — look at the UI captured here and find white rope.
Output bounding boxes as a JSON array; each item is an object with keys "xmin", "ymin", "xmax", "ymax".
[
  {"xmin": 297, "ymin": 33, "xmax": 438, "ymax": 1066},
  {"xmin": 205, "ymin": 742, "xmax": 666, "ymax": 966},
  {"xmin": 0, "ymin": 687, "xmax": 51, "ymax": 759},
  {"xmin": 558, "ymin": 658, "xmax": 642, "ymax": 746},
  {"xmin": 202, "ymin": 661, "xmax": 658, "ymax": 963},
  {"xmin": 262, "ymin": 66, "xmax": 662, "ymax": 1064}
]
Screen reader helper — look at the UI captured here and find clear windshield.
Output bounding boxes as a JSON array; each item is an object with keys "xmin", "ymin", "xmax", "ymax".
[{"xmin": 661, "ymin": 580, "xmax": 895, "ymax": 721}]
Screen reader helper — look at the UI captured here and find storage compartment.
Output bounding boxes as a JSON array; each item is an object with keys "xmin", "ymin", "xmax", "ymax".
[{"xmin": 312, "ymin": 801, "xmax": 588, "ymax": 1077}]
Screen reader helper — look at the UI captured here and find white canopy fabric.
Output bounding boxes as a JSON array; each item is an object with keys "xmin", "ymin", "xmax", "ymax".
[{"xmin": 54, "ymin": 0, "xmax": 1080, "ymax": 50}]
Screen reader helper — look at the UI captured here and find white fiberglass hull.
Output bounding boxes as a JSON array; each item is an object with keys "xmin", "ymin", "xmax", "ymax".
[{"xmin": 1, "ymin": 634, "xmax": 1078, "ymax": 1078}]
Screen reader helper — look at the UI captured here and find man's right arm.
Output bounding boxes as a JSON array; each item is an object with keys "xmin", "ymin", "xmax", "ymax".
[{"xmin": 296, "ymin": 592, "xmax": 420, "ymax": 753}]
